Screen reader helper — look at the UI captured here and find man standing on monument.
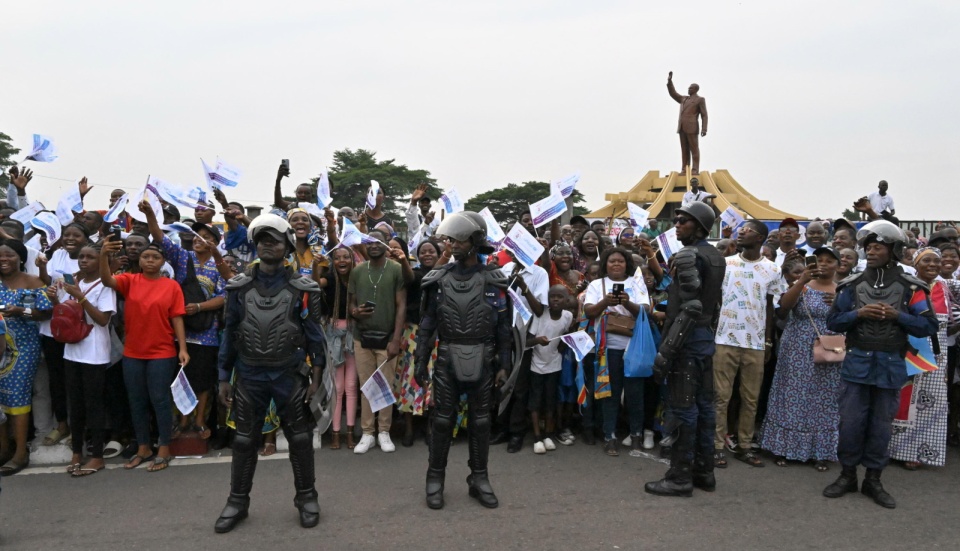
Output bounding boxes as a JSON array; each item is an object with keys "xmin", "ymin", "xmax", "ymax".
[{"xmin": 667, "ymin": 71, "xmax": 708, "ymax": 176}]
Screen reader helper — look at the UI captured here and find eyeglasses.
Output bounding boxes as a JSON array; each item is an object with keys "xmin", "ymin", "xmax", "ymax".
[
  {"xmin": 673, "ymin": 216, "xmax": 692, "ymax": 225},
  {"xmin": 739, "ymin": 226, "xmax": 759, "ymax": 235}
]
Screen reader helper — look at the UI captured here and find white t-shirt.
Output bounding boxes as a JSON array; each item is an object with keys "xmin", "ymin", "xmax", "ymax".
[
  {"xmin": 529, "ymin": 310, "xmax": 573, "ymax": 375},
  {"xmin": 715, "ymin": 255, "xmax": 786, "ymax": 350},
  {"xmin": 868, "ymin": 192, "xmax": 895, "ymax": 214},
  {"xmin": 682, "ymin": 190, "xmax": 709, "ymax": 206},
  {"xmin": 59, "ymin": 279, "xmax": 117, "ymax": 365},
  {"xmin": 502, "ymin": 262, "xmax": 549, "ymax": 328},
  {"xmin": 40, "ymin": 249, "xmax": 80, "ymax": 337},
  {"xmin": 584, "ymin": 276, "xmax": 650, "ymax": 350},
  {"xmin": 25, "ymin": 246, "xmax": 42, "ymax": 277}
]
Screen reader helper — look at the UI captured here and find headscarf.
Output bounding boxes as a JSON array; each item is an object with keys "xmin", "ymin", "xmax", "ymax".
[
  {"xmin": 913, "ymin": 246, "xmax": 941, "ymax": 264},
  {"xmin": 287, "ymin": 207, "xmax": 326, "ymax": 257}
]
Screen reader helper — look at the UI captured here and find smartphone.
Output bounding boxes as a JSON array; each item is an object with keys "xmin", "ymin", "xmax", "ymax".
[
  {"xmin": 805, "ymin": 255, "xmax": 818, "ymax": 268},
  {"xmin": 363, "ymin": 301, "xmax": 376, "ymax": 309},
  {"xmin": 281, "ymin": 159, "xmax": 290, "ymax": 170},
  {"xmin": 0, "ymin": 305, "xmax": 6, "ymax": 311},
  {"xmin": 63, "ymin": 274, "xmax": 75, "ymax": 285},
  {"xmin": 112, "ymin": 227, "xmax": 122, "ymax": 242},
  {"xmin": 612, "ymin": 283, "xmax": 625, "ymax": 296}
]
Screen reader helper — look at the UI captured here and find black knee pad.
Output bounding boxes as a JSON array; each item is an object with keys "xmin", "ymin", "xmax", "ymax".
[
  {"xmin": 433, "ymin": 411, "xmax": 455, "ymax": 435},
  {"xmin": 283, "ymin": 425, "xmax": 313, "ymax": 451},
  {"xmin": 232, "ymin": 431, "xmax": 258, "ymax": 454}
]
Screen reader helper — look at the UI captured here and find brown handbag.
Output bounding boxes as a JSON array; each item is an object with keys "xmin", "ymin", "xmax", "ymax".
[
  {"xmin": 602, "ymin": 280, "xmax": 635, "ymax": 337},
  {"xmin": 801, "ymin": 291, "xmax": 846, "ymax": 364}
]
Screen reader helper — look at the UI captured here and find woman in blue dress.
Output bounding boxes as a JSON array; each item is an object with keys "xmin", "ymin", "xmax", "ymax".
[{"xmin": 0, "ymin": 239, "xmax": 54, "ymax": 475}]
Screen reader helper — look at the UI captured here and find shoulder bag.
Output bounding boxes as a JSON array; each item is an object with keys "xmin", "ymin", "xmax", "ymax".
[
  {"xmin": 602, "ymin": 279, "xmax": 635, "ymax": 337},
  {"xmin": 801, "ymin": 289, "xmax": 845, "ymax": 365}
]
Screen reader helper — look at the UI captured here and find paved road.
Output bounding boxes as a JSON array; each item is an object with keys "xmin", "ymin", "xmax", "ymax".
[{"xmin": 3, "ymin": 439, "xmax": 959, "ymax": 550}]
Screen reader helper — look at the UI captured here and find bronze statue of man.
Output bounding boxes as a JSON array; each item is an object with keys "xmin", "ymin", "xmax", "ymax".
[{"xmin": 667, "ymin": 71, "xmax": 708, "ymax": 176}]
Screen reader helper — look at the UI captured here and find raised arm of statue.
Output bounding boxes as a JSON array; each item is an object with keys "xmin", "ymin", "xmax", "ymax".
[{"xmin": 666, "ymin": 72, "xmax": 683, "ymax": 103}]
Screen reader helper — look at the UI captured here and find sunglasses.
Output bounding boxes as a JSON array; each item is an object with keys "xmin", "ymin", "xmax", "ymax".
[{"xmin": 673, "ymin": 216, "xmax": 692, "ymax": 225}]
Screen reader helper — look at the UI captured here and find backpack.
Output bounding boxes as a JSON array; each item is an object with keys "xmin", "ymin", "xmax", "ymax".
[
  {"xmin": 181, "ymin": 257, "xmax": 215, "ymax": 333},
  {"xmin": 51, "ymin": 278, "xmax": 101, "ymax": 344}
]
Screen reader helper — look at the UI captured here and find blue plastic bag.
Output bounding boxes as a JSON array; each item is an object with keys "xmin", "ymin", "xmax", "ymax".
[{"xmin": 624, "ymin": 308, "xmax": 656, "ymax": 378}]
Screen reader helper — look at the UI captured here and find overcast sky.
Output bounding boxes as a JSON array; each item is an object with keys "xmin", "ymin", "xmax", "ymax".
[{"xmin": 4, "ymin": 1, "xmax": 958, "ymax": 223}]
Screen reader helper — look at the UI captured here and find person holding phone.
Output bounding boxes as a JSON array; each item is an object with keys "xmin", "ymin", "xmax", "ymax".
[
  {"xmin": 584, "ymin": 247, "xmax": 650, "ymax": 457},
  {"xmin": 100, "ymin": 234, "xmax": 189, "ymax": 473}
]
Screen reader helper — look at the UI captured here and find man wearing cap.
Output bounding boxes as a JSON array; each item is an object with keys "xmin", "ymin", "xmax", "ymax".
[
  {"xmin": 823, "ymin": 221, "xmax": 937, "ymax": 509},
  {"xmin": 646, "ymin": 201, "xmax": 726, "ymax": 497},
  {"xmin": 775, "ymin": 218, "xmax": 803, "ymax": 267},
  {"xmin": 415, "ymin": 211, "xmax": 513, "ymax": 510},
  {"xmin": 406, "ymin": 184, "xmax": 438, "ymax": 242},
  {"xmin": 214, "ymin": 214, "xmax": 326, "ymax": 532}
]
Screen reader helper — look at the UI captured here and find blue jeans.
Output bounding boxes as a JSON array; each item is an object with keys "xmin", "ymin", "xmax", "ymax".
[
  {"xmin": 600, "ymin": 349, "xmax": 645, "ymax": 441},
  {"xmin": 123, "ymin": 356, "xmax": 178, "ymax": 447}
]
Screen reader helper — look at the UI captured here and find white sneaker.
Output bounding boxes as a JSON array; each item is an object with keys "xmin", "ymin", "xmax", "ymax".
[
  {"xmin": 556, "ymin": 432, "xmax": 575, "ymax": 446},
  {"xmin": 643, "ymin": 429, "xmax": 655, "ymax": 450},
  {"xmin": 533, "ymin": 441, "xmax": 547, "ymax": 454},
  {"xmin": 354, "ymin": 434, "xmax": 376, "ymax": 454},
  {"xmin": 621, "ymin": 435, "xmax": 632, "ymax": 447},
  {"xmin": 378, "ymin": 431, "xmax": 396, "ymax": 453},
  {"xmin": 543, "ymin": 437, "xmax": 557, "ymax": 451}
]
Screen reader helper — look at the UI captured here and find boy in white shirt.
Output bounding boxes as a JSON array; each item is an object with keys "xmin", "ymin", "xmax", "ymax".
[{"xmin": 527, "ymin": 286, "xmax": 574, "ymax": 454}]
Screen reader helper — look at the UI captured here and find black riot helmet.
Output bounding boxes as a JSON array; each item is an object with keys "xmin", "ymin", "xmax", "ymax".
[
  {"xmin": 436, "ymin": 211, "xmax": 495, "ymax": 255},
  {"xmin": 675, "ymin": 201, "xmax": 716, "ymax": 235}
]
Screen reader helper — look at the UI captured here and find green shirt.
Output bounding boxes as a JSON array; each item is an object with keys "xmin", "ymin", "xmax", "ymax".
[{"xmin": 347, "ymin": 259, "xmax": 405, "ymax": 341}]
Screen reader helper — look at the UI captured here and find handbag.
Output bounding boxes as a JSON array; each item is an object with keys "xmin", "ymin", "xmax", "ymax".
[
  {"xmin": 801, "ymin": 291, "xmax": 846, "ymax": 364},
  {"xmin": 624, "ymin": 308, "xmax": 656, "ymax": 377},
  {"xmin": 602, "ymin": 280, "xmax": 635, "ymax": 337},
  {"xmin": 360, "ymin": 330, "xmax": 392, "ymax": 350}
]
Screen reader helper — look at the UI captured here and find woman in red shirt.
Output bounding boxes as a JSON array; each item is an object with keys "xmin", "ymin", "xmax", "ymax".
[{"xmin": 100, "ymin": 237, "xmax": 189, "ymax": 472}]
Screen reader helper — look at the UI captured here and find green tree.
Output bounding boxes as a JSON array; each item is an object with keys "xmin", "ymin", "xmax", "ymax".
[
  {"xmin": 841, "ymin": 208, "xmax": 858, "ymax": 221},
  {"xmin": 319, "ymin": 149, "xmax": 438, "ymax": 227},
  {"xmin": 464, "ymin": 181, "xmax": 588, "ymax": 229},
  {"xmin": 0, "ymin": 132, "xmax": 21, "ymax": 200}
]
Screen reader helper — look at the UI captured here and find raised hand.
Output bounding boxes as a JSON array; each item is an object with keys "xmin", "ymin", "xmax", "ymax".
[
  {"xmin": 9, "ymin": 166, "xmax": 33, "ymax": 191},
  {"xmin": 668, "ymin": 71, "xmax": 673, "ymax": 82},
  {"xmin": 78, "ymin": 176, "xmax": 93, "ymax": 198}
]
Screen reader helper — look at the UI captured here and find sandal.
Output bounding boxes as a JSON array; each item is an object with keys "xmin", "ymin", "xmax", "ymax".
[
  {"xmin": 147, "ymin": 456, "xmax": 171, "ymax": 472},
  {"xmin": 814, "ymin": 461, "xmax": 829, "ymax": 472},
  {"xmin": 735, "ymin": 450, "xmax": 765, "ymax": 468},
  {"xmin": 775, "ymin": 456, "xmax": 788, "ymax": 467},
  {"xmin": 193, "ymin": 425, "xmax": 212, "ymax": 440},
  {"xmin": 66, "ymin": 462, "xmax": 81, "ymax": 474},
  {"xmin": 0, "ymin": 458, "xmax": 30, "ymax": 476},
  {"xmin": 330, "ymin": 433, "xmax": 341, "ymax": 450},
  {"xmin": 260, "ymin": 443, "xmax": 276, "ymax": 457},
  {"xmin": 72, "ymin": 465, "xmax": 105, "ymax": 477},
  {"xmin": 42, "ymin": 428, "xmax": 67, "ymax": 446},
  {"xmin": 123, "ymin": 453, "xmax": 155, "ymax": 470},
  {"xmin": 714, "ymin": 451, "xmax": 728, "ymax": 469}
]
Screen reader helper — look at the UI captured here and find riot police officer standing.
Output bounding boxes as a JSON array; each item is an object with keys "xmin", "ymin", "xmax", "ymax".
[
  {"xmin": 646, "ymin": 202, "xmax": 726, "ymax": 497},
  {"xmin": 415, "ymin": 211, "xmax": 513, "ymax": 510}
]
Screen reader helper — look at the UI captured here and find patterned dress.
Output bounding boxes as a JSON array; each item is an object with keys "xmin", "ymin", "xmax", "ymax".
[
  {"xmin": 760, "ymin": 288, "xmax": 842, "ymax": 461},
  {"xmin": 0, "ymin": 286, "xmax": 53, "ymax": 415},
  {"xmin": 888, "ymin": 279, "xmax": 952, "ymax": 466}
]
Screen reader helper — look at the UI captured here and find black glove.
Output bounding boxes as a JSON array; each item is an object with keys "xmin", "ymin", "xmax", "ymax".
[
  {"xmin": 414, "ymin": 361, "xmax": 430, "ymax": 389},
  {"xmin": 653, "ymin": 353, "xmax": 671, "ymax": 384}
]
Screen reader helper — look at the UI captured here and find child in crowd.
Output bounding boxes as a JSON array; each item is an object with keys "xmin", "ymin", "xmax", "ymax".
[{"xmin": 527, "ymin": 285, "xmax": 574, "ymax": 454}]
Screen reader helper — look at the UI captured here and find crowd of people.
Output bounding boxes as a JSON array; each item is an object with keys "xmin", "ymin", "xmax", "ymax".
[{"xmin": 0, "ymin": 163, "xmax": 956, "ymax": 517}]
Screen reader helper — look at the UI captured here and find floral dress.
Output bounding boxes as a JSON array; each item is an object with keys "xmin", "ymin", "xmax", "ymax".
[
  {"xmin": 0, "ymin": 286, "xmax": 53, "ymax": 415},
  {"xmin": 760, "ymin": 288, "xmax": 842, "ymax": 461}
]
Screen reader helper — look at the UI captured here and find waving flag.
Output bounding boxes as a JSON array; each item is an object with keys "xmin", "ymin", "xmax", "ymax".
[
  {"xmin": 30, "ymin": 211, "xmax": 62, "ymax": 245},
  {"xmin": 366, "ymin": 180, "xmax": 380, "ymax": 211},
  {"xmin": 529, "ymin": 189, "xmax": 567, "ymax": 227},
  {"xmin": 656, "ymin": 228, "xmax": 683, "ymax": 260},
  {"xmin": 508, "ymin": 287, "xmax": 532, "ymax": 324},
  {"xmin": 560, "ymin": 331, "xmax": 597, "ymax": 362},
  {"xmin": 720, "ymin": 206, "xmax": 745, "ymax": 231},
  {"xmin": 55, "ymin": 183, "xmax": 84, "ymax": 225},
  {"xmin": 10, "ymin": 201, "xmax": 46, "ymax": 226},
  {"xmin": 439, "ymin": 187, "xmax": 464, "ymax": 214},
  {"xmin": 128, "ymin": 178, "xmax": 164, "ymax": 223},
  {"xmin": 339, "ymin": 218, "xmax": 387, "ymax": 248},
  {"xmin": 316, "ymin": 170, "xmax": 332, "ymax": 208},
  {"xmin": 23, "ymin": 134, "xmax": 58, "ymax": 163},
  {"xmin": 201, "ymin": 157, "xmax": 241, "ymax": 189},
  {"xmin": 502, "ymin": 222, "xmax": 545, "ymax": 268},
  {"xmin": 103, "ymin": 194, "xmax": 129, "ymax": 223},
  {"xmin": 479, "ymin": 207, "xmax": 505, "ymax": 245},
  {"xmin": 551, "ymin": 172, "xmax": 580, "ymax": 199},
  {"xmin": 627, "ymin": 202, "xmax": 649, "ymax": 230}
]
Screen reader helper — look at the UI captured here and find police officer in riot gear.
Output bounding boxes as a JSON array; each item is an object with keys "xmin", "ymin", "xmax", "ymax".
[
  {"xmin": 214, "ymin": 214, "xmax": 326, "ymax": 533},
  {"xmin": 645, "ymin": 201, "xmax": 726, "ymax": 497},
  {"xmin": 823, "ymin": 221, "xmax": 937, "ymax": 509},
  {"xmin": 415, "ymin": 211, "xmax": 513, "ymax": 510}
]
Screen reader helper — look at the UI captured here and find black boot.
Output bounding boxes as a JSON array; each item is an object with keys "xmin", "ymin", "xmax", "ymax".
[
  {"xmin": 645, "ymin": 467, "xmax": 693, "ymax": 497},
  {"xmin": 692, "ymin": 472, "xmax": 716, "ymax": 492},
  {"xmin": 823, "ymin": 465, "xmax": 858, "ymax": 498},
  {"xmin": 861, "ymin": 469, "xmax": 896, "ymax": 509},
  {"xmin": 293, "ymin": 489, "xmax": 321, "ymax": 528},
  {"xmin": 467, "ymin": 471, "xmax": 499, "ymax": 508},
  {"xmin": 214, "ymin": 494, "xmax": 250, "ymax": 533},
  {"xmin": 425, "ymin": 468, "xmax": 445, "ymax": 509},
  {"xmin": 506, "ymin": 434, "xmax": 523, "ymax": 453}
]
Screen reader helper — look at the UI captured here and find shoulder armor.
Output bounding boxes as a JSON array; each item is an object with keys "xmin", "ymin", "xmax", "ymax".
[
  {"xmin": 226, "ymin": 273, "xmax": 254, "ymax": 291},
  {"xmin": 836, "ymin": 272, "xmax": 863, "ymax": 291},
  {"xmin": 899, "ymin": 272, "xmax": 930, "ymax": 292},
  {"xmin": 289, "ymin": 275, "xmax": 321, "ymax": 293},
  {"xmin": 483, "ymin": 265, "xmax": 509, "ymax": 288},
  {"xmin": 422, "ymin": 264, "xmax": 455, "ymax": 287}
]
